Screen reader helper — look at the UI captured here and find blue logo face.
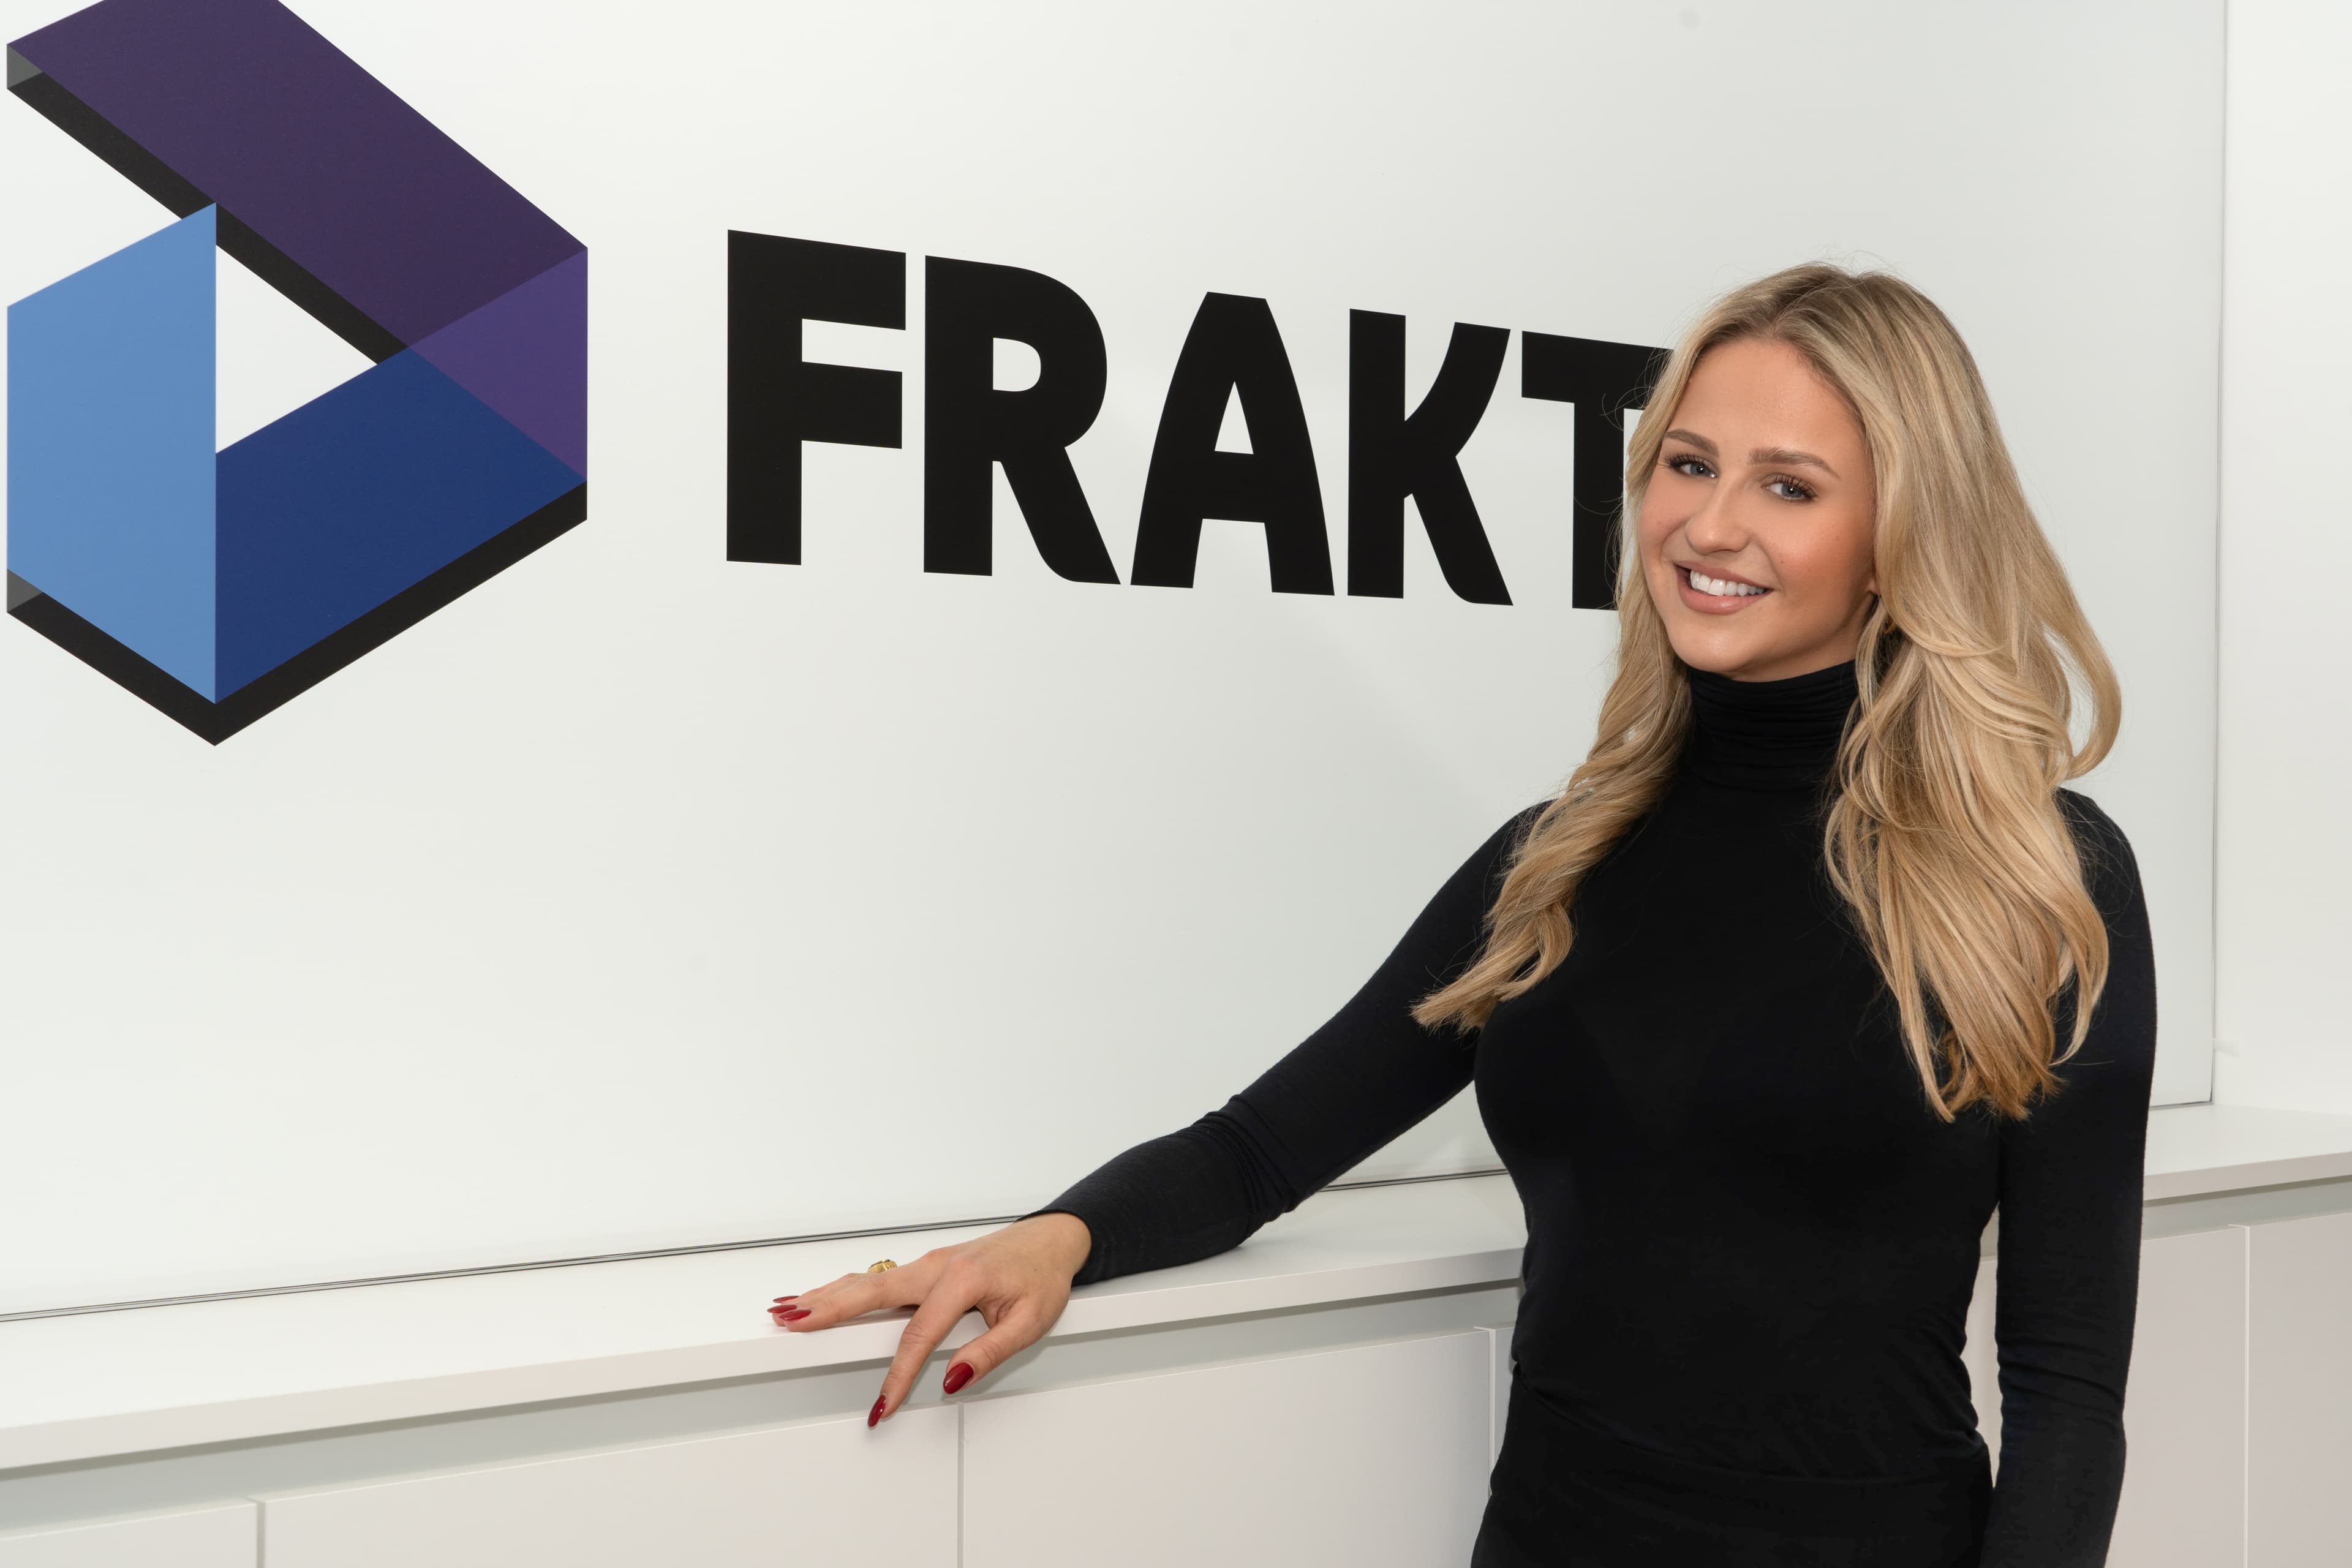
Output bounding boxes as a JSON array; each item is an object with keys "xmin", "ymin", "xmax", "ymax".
[{"xmin": 7, "ymin": 0, "xmax": 586, "ymax": 742}]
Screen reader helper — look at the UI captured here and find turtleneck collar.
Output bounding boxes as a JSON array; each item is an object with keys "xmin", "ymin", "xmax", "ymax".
[{"xmin": 1682, "ymin": 657, "xmax": 1859, "ymax": 793}]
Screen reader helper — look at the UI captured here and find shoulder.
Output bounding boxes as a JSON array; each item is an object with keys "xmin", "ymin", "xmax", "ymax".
[
  {"xmin": 1499, "ymin": 797, "xmax": 1556, "ymax": 861},
  {"xmin": 2055, "ymin": 788, "xmax": 2144, "ymax": 920},
  {"xmin": 2054, "ymin": 787, "xmax": 2130, "ymax": 859},
  {"xmin": 2043, "ymin": 790, "xmax": 2158, "ymax": 1094},
  {"xmin": 1400, "ymin": 801, "xmax": 1555, "ymax": 946},
  {"xmin": 1459, "ymin": 799, "xmax": 1554, "ymax": 893}
]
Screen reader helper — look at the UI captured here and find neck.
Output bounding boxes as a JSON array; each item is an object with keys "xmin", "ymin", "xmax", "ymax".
[{"xmin": 1681, "ymin": 658, "xmax": 1860, "ymax": 792}]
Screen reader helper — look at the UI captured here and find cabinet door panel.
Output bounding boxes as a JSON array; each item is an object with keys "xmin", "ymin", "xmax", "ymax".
[
  {"xmin": 262, "ymin": 1409, "xmax": 956, "ymax": 1568},
  {"xmin": 963, "ymin": 1332, "xmax": 1492, "ymax": 1568},
  {"xmin": 0, "ymin": 1503, "xmax": 254, "ymax": 1568},
  {"xmin": 2111, "ymin": 1226, "xmax": 2248, "ymax": 1568},
  {"xmin": 2249, "ymin": 1208, "xmax": 2352, "ymax": 1567}
]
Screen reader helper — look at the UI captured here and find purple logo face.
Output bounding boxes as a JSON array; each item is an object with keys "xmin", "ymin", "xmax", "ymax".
[{"xmin": 6, "ymin": 0, "xmax": 586, "ymax": 742}]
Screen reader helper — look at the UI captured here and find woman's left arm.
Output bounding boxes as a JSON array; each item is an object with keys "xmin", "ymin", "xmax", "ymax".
[{"xmin": 1979, "ymin": 793, "xmax": 2160, "ymax": 1567}]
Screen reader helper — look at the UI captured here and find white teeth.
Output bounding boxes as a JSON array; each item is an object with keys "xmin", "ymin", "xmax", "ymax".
[{"xmin": 1689, "ymin": 569, "xmax": 1764, "ymax": 597}]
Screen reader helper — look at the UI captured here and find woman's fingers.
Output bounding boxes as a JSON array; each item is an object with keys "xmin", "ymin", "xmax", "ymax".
[
  {"xmin": 769, "ymin": 1254, "xmax": 940, "ymax": 1328},
  {"xmin": 936, "ymin": 1301, "xmax": 1047, "ymax": 1398},
  {"xmin": 760, "ymin": 1221, "xmax": 1088, "ymax": 1427},
  {"xmin": 870, "ymin": 1275, "xmax": 982, "ymax": 1425},
  {"xmin": 767, "ymin": 1272, "xmax": 874, "ymax": 1325}
]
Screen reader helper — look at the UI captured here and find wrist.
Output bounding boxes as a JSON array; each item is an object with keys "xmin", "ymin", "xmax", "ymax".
[{"xmin": 1025, "ymin": 1211, "xmax": 1093, "ymax": 1279}]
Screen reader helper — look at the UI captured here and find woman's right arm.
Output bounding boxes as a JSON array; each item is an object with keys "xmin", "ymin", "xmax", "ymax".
[{"xmin": 766, "ymin": 804, "xmax": 1540, "ymax": 1423}]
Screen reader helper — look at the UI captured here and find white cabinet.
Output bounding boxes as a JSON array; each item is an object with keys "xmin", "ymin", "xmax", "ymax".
[
  {"xmin": 258, "ymin": 1408, "xmax": 957, "ymax": 1568},
  {"xmin": 2111, "ymin": 1226, "xmax": 2249, "ymax": 1567},
  {"xmin": 962, "ymin": 1332, "xmax": 1493, "ymax": 1568},
  {"xmin": 0, "ymin": 1503, "xmax": 254, "ymax": 1568},
  {"xmin": 2248, "ymin": 1208, "xmax": 2352, "ymax": 1567}
]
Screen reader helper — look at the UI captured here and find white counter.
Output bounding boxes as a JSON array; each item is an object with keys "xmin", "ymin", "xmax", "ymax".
[
  {"xmin": 2141, "ymin": 1101, "xmax": 2352, "ymax": 1198},
  {"xmin": 2, "ymin": 1101, "xmax": 2346, "ymax": 1476},
  {"xmin": 0, "ymin": 1175, "xmax": 1525, "ymax": 1472}
]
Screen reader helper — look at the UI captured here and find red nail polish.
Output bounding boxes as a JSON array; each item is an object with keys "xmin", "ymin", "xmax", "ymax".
[
  {"xmin": 868, "ymin": 1396, "xmax": 887, "ymax": 1428},
  {"xmin": 777, "ymin": 1308, "xmax": 810, "ymax": 1321},
  {"xmin": 943, "ymin": 1362, "xmax": 974, "ymax": 1395},
  {"xmin": 772, "ymin": 1295, "xmax": 798, "ymax": 1304}
]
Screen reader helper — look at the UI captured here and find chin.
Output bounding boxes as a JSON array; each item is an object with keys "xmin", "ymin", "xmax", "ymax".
[{"xmin": 1664, "ymin": 625, "xmax": 1762, "ymax": 677}]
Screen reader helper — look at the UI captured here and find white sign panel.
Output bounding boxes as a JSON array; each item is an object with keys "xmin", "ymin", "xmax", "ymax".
[{"xmin": 0, "ymin": 0, "xmax": 2220, "ymax": 1313}]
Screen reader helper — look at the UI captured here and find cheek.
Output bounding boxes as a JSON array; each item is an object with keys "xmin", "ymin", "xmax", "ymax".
[
  {"xmin": 1633, "ymin": 491, "xmax": 1679, "ymax": 554},
  {"xmin": 1771, "ymin": 513, "xmax": 1875, "ymax": 601},
  {"xmin": 1828, "ymin": 509, "xmax": 1878, "ymax": 592}
]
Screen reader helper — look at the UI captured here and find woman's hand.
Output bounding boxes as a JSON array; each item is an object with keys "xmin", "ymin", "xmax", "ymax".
[{"xmin": 765, "ymin": 1212, "xmax": 1093, "ymax": 1427}]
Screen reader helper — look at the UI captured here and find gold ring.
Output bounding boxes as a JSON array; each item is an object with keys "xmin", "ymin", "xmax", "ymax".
[{"xmin": 866, "ymin": 1259, "xmax": 898, "ymax": 1273}]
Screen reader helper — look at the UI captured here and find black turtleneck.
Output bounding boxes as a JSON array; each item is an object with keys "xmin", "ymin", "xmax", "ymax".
[{"xmin": 1041, "ymin": 659, "xmax": 2156, "ymax": 1568}]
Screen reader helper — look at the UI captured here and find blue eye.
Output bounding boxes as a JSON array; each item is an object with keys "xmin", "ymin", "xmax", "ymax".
[
  {"xmin": 1666, "ymin": 454, "xmax": 1713, "ymax": 478},
  {"xmin": 1766, "ymin": 476, "xmax": 1817, "ymax": 502}
]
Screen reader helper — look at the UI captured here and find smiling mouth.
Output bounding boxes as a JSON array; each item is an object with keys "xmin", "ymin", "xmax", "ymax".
[{"xmin": 1678, "ymin": 565, "xmax": 1771, "ymax": 601}]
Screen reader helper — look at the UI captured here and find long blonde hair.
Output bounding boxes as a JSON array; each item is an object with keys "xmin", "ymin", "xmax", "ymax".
[{"xmin": 1415, "ymin": 263, "xmax": 2119, "ymax": 1121}]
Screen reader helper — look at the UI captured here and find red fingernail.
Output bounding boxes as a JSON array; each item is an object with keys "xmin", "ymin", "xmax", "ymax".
[
  {"xmin": 868, "ymin": 1396, "xmax": 887, "ymax": 1428},
  {"xmin": 776, "ymin": 1308, "xmax": 810, "ymax": 1321},
  {"xmin": 772, "ymin": 1295, "xmax": 798, "ymax": 1304},
  {"xmin": 943, "ymin": 1362, "xmax": 974, "ymax": 1395}
]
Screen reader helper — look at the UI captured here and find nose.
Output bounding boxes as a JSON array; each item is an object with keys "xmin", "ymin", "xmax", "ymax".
[{"xmin": 1681, "ymin": 479, "xmax": 1751, "ymax": 557}]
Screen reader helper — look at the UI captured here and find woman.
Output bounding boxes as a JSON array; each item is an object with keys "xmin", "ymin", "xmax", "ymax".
[{"xmin": 766, "ymin": 263, "xmax": 2158, "ymax": 1567}]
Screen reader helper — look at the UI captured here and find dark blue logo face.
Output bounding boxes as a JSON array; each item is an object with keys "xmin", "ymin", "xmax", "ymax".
[{"xmin": 7, "ymin": 0, "xmax": 586, "ymax": 742}]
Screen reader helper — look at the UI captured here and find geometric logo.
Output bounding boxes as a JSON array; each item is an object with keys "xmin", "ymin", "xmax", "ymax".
[{"xmin": 6, "ymin": 0, "xmax": 586, "ymax": 741}]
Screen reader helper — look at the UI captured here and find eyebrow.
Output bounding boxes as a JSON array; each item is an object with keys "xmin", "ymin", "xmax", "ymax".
[{"xmin": 1662, "ymin": 429, "xmax": 1841, "ymax": 480}]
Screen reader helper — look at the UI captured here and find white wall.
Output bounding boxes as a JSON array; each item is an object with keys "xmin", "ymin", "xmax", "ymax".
[
  {"xmin": 2215, "ymin": 0, "xmax": 2352, "ymax": 1112},
  {"xmin": 0, "ymin": 0, "xmax": 2225, "ymax": 1314}
]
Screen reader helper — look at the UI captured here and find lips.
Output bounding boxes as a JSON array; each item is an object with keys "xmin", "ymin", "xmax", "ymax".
[{"xmin": 1675, "ymin": 564, "xmax": 1771, "ymax": 615}]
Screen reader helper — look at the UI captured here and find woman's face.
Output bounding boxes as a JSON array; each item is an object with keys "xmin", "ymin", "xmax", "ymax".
[{"xmin": 1635, "ymin": 336, "xmax": 1879, "ymax": 682}]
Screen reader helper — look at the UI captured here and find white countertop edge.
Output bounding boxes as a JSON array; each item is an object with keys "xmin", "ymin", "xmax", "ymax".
[
  {"xmin": 0, "ymin": 1180, "xmax": 1529, "ymax": 1473},
  {"xmin": 4, "ymin": 1101, "xmax": 2350, "ymax": 1472},
  {"xmin": 0, "ymin": 1246, "xmax": 1533, "ymax": 1472},
  {"xmin": 2141, "ymin": 1102, "xmax": 2352, "ymax": 1200},
  {"xmin": 2143, "ymin": 1147, "xmax": 2352, "ymax": 1200}
]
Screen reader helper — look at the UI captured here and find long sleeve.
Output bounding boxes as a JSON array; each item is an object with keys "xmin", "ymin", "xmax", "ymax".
[
  {"xmin": 1980, "ymin": 792, "xmax": 2160, "ymax": 1567},
  {"xmin": 1036, "ymin": 805, "xmax": 1539, "ymax": 1287}
]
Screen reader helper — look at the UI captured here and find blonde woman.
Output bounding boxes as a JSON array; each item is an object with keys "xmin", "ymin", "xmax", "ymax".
[{"xmin": 768, "ymin": 264, "xmax": 2157, "ymax": 1567}]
